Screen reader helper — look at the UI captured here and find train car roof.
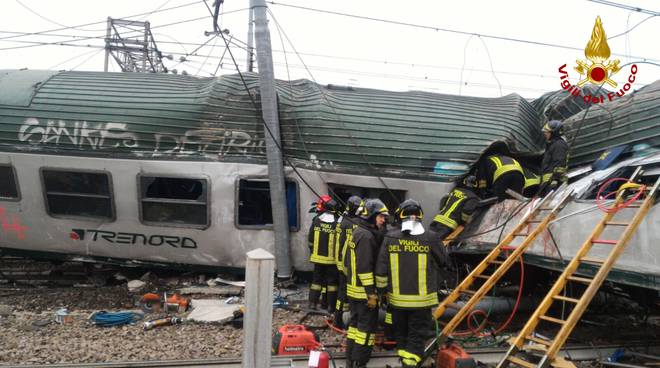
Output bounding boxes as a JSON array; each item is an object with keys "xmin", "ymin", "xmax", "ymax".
[{"xmin": 0, "ymin": 69, "xmax": 658, "ymax": 181}]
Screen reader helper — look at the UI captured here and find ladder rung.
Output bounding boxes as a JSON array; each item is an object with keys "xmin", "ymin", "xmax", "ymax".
[
  {"xmin": 474, "ymin": 274, "xmax": 491, "ymax": 280},
  {"xmin": 567, "ymin": 276, "xmax": 593, "ymax": 284},
  {"xmin": 580, "ymin": 257, "xmax": 604, "ymax": 265},
  {"xmin": 507, "ymin": 356, "xmax": 537, "ymax": 368},
  {"xmin": 553, "ymin": 295, "xmax": 580, "ymax": 303},
  {"xmin": 591, "ymin": 238, "xmax": 618, "ymax": 245},
  {"xmin": 526, "ymin": 335, "xmax": 552, "ymax": 346},
  {"xmin": 513, "ymin": 233, "xmax": 529, "ymax": 237},
  {"xmin": 461, "ymin": 289, "xmax": 477, "ymax": 295},
  {"xmin": 539, "ymin": 315, "xmax": 566, "ymax": 324},
  {"xmin": 527, "ymin": 219, "xmax": 543, "ymax": 223},
  {"xmin": 605, "ymin": 221, "xmax": 630, "ymax": 226},
  {"xmin": 488, "ymin": 260, "xmax": 504, "ymax": 265}
]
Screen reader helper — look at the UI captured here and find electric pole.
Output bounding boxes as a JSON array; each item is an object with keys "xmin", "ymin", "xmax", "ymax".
[{"xmin": 253, "ymin": 0, "xmax": 292, "ymax": 278}]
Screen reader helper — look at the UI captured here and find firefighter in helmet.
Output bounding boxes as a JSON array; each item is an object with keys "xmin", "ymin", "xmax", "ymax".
[
  {"xmin": 344, "ymin": 198, "xmax": 389, "ymax": 368},
  {"xmin": 430, "ymin": 175, "xmax": 481, "ymax": 239},
  {"xmin": 375, "ymin": 199, "xmax": 448, "ymax": 368},
  {"xmin": 308, "ymin": 195, "xmax": 339, "ymax": 312},
  {"xmin": 333, "ymin": 195, "xmax": 362, "ymax": 329},
  {"xmin": 475, "ymin": 154, "xmax": 525, "ymax": 200},
  {"xmin": 539, "ymin": 120, "xmax": 569, "ymax": 196}
]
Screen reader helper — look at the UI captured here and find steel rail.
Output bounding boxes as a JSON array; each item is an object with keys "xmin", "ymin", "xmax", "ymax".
[{"xmin": 7, "ymin": 342, "xmax": 659, "ymax": 368}]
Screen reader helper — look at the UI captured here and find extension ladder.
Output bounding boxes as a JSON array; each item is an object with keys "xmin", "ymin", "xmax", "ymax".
[
  {"xmin": 497, "ymin": 169, "xmax": 660, "ymax": 368},
  {"xmin": 422, "ymin": 187, "xmax": 574, "ymax": 362}
]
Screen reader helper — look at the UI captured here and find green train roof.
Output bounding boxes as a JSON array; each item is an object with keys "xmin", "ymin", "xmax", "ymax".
[{"xmin": 0, "ymin": 69, "xmax": 657, "ymax": 181}]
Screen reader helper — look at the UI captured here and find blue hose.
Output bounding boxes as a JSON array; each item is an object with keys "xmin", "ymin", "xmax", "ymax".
[{"xmin": 90, "ymin": 311, "xmax": 144, "ymax": 327}]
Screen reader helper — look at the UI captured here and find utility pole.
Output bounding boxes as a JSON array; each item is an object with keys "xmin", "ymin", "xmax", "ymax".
[
  {"xmin": 253, "ymin": 0, "xmax": 292, "ymax": 279},
  {"xmin": 246, "ymin": 0, "xmax": 255, "ymax": 72}
]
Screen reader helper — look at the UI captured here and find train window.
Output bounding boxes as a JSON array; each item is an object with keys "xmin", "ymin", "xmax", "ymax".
[
  {"xmin": 236, "ymin": 179, "xmax": 299, "ymax": 230},
  {"xmin": 42, "ymin": 169, "xmax": 114, "ymax": 220},
  {"xmin": 139, "ymin": 176, "xmax": 209, "ymax": 228},
  {"xmin": 0, "ymin": 165, "xmax": 20, "ymax": 200}
]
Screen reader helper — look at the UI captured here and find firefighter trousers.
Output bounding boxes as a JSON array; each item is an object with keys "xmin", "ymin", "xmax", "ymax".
[
  {"xmin": 309, "ymin": 263, "xmax": 338, "ymax": 312},
  {"xmin": 346, "ymin": 299, "xmax": 378, "ymax": 366},
  {"xmin": 333, "ymin": 273, "xmax": 348, "ymax": 328},
  {"xmin": 492, "ymin": 171, "xmax": 524, "ymax": 200},
  {"xmin": 392, "ymin": 308, "xmax": 433, "ymax": 367}
]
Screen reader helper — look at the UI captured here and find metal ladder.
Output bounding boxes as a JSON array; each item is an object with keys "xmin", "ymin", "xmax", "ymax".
[
  {"xmin": 496, "ymin": 170, "xmax": 660, "ymax": 368},
  {"xmin": 421, "ymin": 188, "xmax": 574, "ymax": 362}
]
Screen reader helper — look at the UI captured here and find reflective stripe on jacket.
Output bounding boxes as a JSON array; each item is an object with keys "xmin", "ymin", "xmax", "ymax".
[
  {"xmin": 308, "ymin": 213, "xmax": 337, "ymax": 265},
  {"xmin": 375, "ymin": 229, "xmax": 448, "ymax": 309}
]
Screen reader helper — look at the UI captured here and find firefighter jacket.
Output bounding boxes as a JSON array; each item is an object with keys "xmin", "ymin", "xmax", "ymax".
[
  {"xmin": 335, "ymin": 215, "xmax": 358, "ymax": 274},
  {"xmin": 308, "ymin": 212, "xmax": 338, "ymax": 265},
  {"xmin": 522, "ymin": 166, "xmax": 541, "ymax": 197},
  {"xmin": 375, "ymin": 228, "xmax": 448, "ymax": 309},
  {"xmin": 345, "ymin": 218, "xmax": 383, "ymax": 300},
  {"xmin": 541, "ymin": 137, "xmax": 569, "ymax": 185},
  {"xmin": 432, "ymin": 188, "xmax": 479, "ymax": 230},
  {"xmin": 476, "ymin": 155, "xmax": 524, "ymax": 189}
]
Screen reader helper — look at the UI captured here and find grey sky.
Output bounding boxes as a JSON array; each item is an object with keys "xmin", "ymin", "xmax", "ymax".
[{"xmin": 1, "ymin": 0, "xmax": 658, "ymax": 98}]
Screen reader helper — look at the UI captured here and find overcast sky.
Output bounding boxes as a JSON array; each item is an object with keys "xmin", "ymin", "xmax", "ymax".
[{"xmin": 0, "ymin": 0, "xmax": 658, "ymax": 98}]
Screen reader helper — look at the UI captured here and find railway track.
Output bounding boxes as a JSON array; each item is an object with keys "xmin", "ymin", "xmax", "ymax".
[{"xmin": 7, "ymin": 342, "xmax": 659, "ymax": 368}]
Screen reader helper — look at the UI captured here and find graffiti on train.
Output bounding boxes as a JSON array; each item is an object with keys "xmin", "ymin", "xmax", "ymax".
[
  {"xmin": 0, "ymin": 206, "xmax": 29, "ymax": 240},
  {"xmin": 70, "ymin": 229, "xmax": 197, "ymax": 249},
  {"xmin": 18, "ymin": 118, "xmax": 265, "ymax": 157}
]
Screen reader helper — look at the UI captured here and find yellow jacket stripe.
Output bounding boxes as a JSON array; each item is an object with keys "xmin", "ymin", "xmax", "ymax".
[
  {"xmin": 358, "ymin": 272, "xmax": 374, "ymax": 286},
  {"xmin": 390, "ymin": 253, "xmax": 400, "ymax": 295},
  {"xmin": 418, "ymin": 253, "xmax": 427, "ymax": 295},
  {"xmin": 375, "ymin": 275, "xmax": 388, "ymax": 289},
  {"xmin": 387, "ymin": 292, "xmax": 438, "ymax": 308},
  {"xmin": 432, "ymin": 213, "xmax": 458, "ymax": 230},
  {"xmin": 490, "ymin": 156, "xmax": 523, "ymax": 182}
]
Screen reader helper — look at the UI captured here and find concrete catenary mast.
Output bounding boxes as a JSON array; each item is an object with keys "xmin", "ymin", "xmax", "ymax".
[{"xmin": 252, "ymin": 0, "xmax": 292, "ymax": 278}]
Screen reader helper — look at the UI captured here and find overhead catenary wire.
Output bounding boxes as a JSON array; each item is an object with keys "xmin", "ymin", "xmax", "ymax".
[
  {"xmin": 0, "ymin": 0, "xmax": 207, "ymax": 41},
  {"xmin": 266, "ymin": 1, "xmax": 660, "ymax": 63},
  {"xmin": 267, "ymin": 8, "xmax": 401, "ymax": 207}
]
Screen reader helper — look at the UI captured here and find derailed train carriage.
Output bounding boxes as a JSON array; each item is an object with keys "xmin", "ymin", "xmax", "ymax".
[{"xmin": 0, "ymin": 69, "xmax": 659, "ymax": 291}]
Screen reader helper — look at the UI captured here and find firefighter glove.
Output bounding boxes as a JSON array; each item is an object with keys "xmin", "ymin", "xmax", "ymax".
[{"xmin": 367, "ymin": 294, "xmax": 378, "ymax": 309}]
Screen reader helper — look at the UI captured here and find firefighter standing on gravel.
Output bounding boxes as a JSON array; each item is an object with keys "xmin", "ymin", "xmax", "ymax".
[
  {"xmin": 375, "ymin": 199, "xmax": 448, "ymax": 368},
  {"xmin": 308, "ymin": 195, "xmax": 339, "ymax": 312},
  {"xmin": 430, "ymin": 176, "xmax": 481, "ymax": 239},
  {"xmin": 344, "ymin": 198, "xmax": 389, "ymax": 368},
  {"xmin": 539, "ymin": 120, "xmax": 569, "ymax": 196},
  {"xmin": 333, "ymin": 195, "xmax": 362, "ymax": 329}
]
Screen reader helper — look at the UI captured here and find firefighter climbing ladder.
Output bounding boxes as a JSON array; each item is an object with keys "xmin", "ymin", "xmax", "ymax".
[
  {"xmin": 422, "ymin": 187, "xmax": 574, "ymax": 361},
  {"xmin": 497, "ymin": 169, "xmax": 660, "ymax": 368}
]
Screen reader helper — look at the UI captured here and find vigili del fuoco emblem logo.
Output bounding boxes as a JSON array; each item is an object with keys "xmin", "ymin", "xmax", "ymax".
[{"xmin": 558, "ymin": 16, "xmax": 638, "ymax": 104}]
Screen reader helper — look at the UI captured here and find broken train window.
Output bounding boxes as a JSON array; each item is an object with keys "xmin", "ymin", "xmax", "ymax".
[
  {"xmin": 139, "ymin": 176, "xmax": 209, "ymax": 228},
  {"xmin": 0, "ymin": 165, "xmax": 19, "ymax": 200},
  {"xmin": 42, "ymin": 169, "xmax": 114, "ymax": 220},
  {"xmin": 236, "ymin": 179, "xmax": 299, "ymax": 230}
]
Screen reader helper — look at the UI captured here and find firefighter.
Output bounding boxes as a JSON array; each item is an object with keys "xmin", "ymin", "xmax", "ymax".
[
  {"xmin": 375, "ymin": 199, "xmax": 448, "ymax": 368},
  {"xmin": 475, "ymin": 154, "xmax": 525, "ymax": 200},
  {"xmin": 333, "ymin": 195, "xmax": 363, "ymax": 329},
  {"xmin": 308, "ymin": 195, "xmax": 339, "ymax": 312},
  {"xmin": 522, "ymin": 166, "xmax": 541, "ymax": 198},
  {"xmin": 430, "ymin": 176, "xmax": 480, "ymax": 239},
  {"xmin": 345, "ymin": 198, "xmax": 389, "ymax": 368},
  {"xmin": 539, "ymin": 120, "xmax": 569, "ymax": 196}
]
